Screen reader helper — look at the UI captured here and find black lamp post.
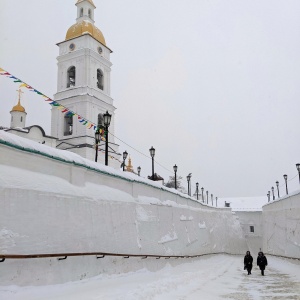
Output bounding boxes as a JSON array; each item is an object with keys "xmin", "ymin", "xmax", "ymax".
[
  {"xmin": 187, "ymin": 174, "xmax": 191, "ymax": 196},
  {"xmin": 276, "ymin": 181, "xmax": 280, "ymax": 198},
  {"xmin": 271, "ymin": 186, "xmax": 275, "ymax": 200},
  {"xmin": 94, "ymin": 128, "xmax": 100, "ymax": 162},
  {"xmin": 267, "ymin": 191, "xmax": 270, "ymax": 202},
  {"xmin": 296, "ymin": 164, "xmax": 300, "ymax": 184},
  {"xmin": 201, "ymin": 187, "xmax": 204, "ymax": 202},
  {"xmin": 103, "ymin": 111, "xmax": 112, "ymax": 166},
  {"xmin": 137, "ymin": 166, "xmax": 141, "ymax": 176},
  {"xmin": 206, "ymin": 191, "xmax": 209, "ymax": 204},
  {"xmin": 173, "ymin": 164, "xmax": 178, "ymax": 189},
  {"xmin": 216, "ymin": 197, "xmax": 218, "ymax": 207},
  {"xmin": 211, "ymin": 194, "xmax": 213, "ymax": 206},
  {"xmin": 196, "ymin": 182, "xmax": 199, "ymax": 200},
  {"xmin": 122, "ymin": 151, "xmax": 128, "ymax": 171},
  {"xmin": 283, "ymin": 174, "xmax": 288, "ymax": 195},
  {"xmin": 149, "ymin": 146, "xmax": 155, "ymax": 180}
]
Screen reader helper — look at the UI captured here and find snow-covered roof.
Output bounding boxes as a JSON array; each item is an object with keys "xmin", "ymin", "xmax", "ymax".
[{"xmin": 219, "ymin": 197, "xmax": 267, "ymax": 212}]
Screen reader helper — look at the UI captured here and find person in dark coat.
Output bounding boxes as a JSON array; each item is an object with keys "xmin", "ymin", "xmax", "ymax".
[
  {"xmin": 244, "ymin": 251, "xmax": 253, "ymax": 275},
  {"xmin": 257, "ymin": 251, "xmax": 268, "ymax": 276}
]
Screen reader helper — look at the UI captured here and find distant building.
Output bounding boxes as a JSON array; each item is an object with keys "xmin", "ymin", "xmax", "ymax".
[
  {"xmin": 220, "ymin": 197, "xmax": 267, "ymax": 253},
  {"xmin": 125, "ymin": 157, "xmax": 135, "ymax": 173}
]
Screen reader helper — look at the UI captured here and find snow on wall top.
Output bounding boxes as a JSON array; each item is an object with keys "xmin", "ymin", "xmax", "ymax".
[
  {"xmin": 0, "ymin": 130, "xmax": 197, "ymax": 202},
  {"xmin": 219, "ymin": 197, "xmax": 267, "ymax": 212}
]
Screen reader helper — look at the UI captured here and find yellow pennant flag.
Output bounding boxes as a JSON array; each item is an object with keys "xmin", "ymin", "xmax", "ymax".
[
  {"xmin": 0, "ymin": 68, "xmax": 5, "ymax": 72},
  {"xmin": 19, "ymin": 83, "xmax": 27, "ymax": 88}
]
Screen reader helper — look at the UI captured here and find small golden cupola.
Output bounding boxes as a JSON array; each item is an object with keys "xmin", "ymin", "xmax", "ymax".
[
  {"xmin": 65, "ymin": 0, "xmax": 106, "ymax": 46},
  {"xmin": 10, "ymin": 88, "xmax": 27, "ymax": 128},
  {"xmin": 11, "ymin": 89, "xmax": 26, "ymax": 113},
  {"xmin": 126, "ymin": 156, "xmax": 134, "ymax": 173}
]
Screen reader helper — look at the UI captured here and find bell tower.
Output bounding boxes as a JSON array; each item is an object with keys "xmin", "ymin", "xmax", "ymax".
[{"xmin": 51, "ymin": 0, "xmax": 120, "ymax": 168}]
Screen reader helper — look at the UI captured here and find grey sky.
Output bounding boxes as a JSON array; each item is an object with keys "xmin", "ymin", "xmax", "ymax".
[{"xmin": 1, "ymin": 0, "xmax": 300, "ymax": 197}]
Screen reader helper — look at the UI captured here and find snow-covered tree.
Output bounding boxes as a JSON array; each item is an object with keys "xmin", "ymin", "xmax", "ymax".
[{"xmin": 165, "ymin": 175, "xmax": 186, "ymax": 193}]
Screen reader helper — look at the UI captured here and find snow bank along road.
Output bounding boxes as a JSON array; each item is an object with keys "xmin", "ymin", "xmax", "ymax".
[{"xmin": 1, "ymin": 254, "xmax": 300, "ymax": 300}]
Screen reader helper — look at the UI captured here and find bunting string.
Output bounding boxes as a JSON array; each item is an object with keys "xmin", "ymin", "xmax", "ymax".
[
  {"xmin": 0, "ymin": 67, "xmax": 105, "ymax": 140},
  {"xmin": 96, "ymin": 148, "xmax": 123, "ymax": 163}
]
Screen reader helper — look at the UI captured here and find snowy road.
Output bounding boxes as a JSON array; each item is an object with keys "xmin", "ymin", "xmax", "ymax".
[{"xmin": 1, "ymin": 255, "xmax": 300, "ymax": 300}]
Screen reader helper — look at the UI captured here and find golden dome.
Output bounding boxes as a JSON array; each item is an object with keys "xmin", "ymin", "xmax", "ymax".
[
  {"xmin": 11, "ymin": 100, "xmax": 25, "ymax": 113},
  {"xmin": 66, "ymin": 20, "xmax": 106, "ymax": 45},
  {"xmin": 76, "ymin": 0, "xmax": 96, "ymax": 8}
]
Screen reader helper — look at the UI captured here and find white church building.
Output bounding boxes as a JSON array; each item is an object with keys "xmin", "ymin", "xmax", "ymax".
[{"xmin": 1, "ymin": 0, "xmax": 121, "ymax": 168}]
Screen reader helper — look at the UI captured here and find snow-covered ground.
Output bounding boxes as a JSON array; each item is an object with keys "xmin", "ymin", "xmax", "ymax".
[{"xmin": 1, "ymin": 255, "xmax": 299, "ymax": 300}]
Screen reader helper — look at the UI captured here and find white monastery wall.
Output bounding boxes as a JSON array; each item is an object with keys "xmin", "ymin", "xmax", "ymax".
[
  {"xmin": 0, "ymin": 132, "xmax": 247, "ymax": 285},
  {"xmin": 262, "ymin": 192, "xmax": 300, "ymax": 259},
  {"xmin": 234, "ymin": 211, "xmax": 263, "ymax": 254}
]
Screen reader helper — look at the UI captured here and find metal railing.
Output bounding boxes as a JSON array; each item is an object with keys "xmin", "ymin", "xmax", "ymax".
[{"xmin": 0, "ymin": 251, "xmax": 228, "ymax": 263}]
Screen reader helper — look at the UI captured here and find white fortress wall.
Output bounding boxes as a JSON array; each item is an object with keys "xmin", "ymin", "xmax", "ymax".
[
  {"xmin": 0, "ymin": 131, "xmax": 247, "ymax": 285},
  {"xmin": 234, "ymin": 211, "xmax": 263, "ymax": 254},
  {"xmin": 262, "ymin": 192, "xmax": 300, "ymax": 259}
]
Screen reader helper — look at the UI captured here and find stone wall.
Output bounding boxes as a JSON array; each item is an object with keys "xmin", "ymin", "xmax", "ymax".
[
  {"xmin": 0, "ymin": 136, "xmax": 247, "ymax": 285},
  {"xmin": 262, "ymin": 192, "xmax": 300, "ymax": 259}
]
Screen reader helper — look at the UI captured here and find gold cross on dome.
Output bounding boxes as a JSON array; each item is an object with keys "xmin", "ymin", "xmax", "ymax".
[{"xmin": 16, "ymin": 88, "xmax": 24, "ymax": 102}]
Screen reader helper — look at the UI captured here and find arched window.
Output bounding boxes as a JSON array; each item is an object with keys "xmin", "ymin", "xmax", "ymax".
[
  {"xmin": 80, "ymin": 8, "xmax": 83, "ymax": 17},
  {"xmin": 98, "ymin": 113, "xmax": 104, "ymax": 128},
  {"xmin": 88, "ymin": 9, "xmax": 92, "ymax": 18},
  {"xmin": 21, "ymin": 116, "xmax": 23, "ymax": 122},
  {"xmin": 97, "ymin": 69, "xmax": 104, "ymax": 90},
  {"xmin": 64, "ymin": 115, "xmax": 73, "ymax": 136},
  {"xmin": 67, "ymin": 66, "xmax": 76, "ymax": 88}
]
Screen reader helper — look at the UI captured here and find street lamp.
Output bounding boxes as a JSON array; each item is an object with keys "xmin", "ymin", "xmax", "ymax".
[
  {"xmin": 173, "ymin": 164, "xmax": 178, "ymax": 189},
  {"xmin": 296, "ymin": 164, "xmax": 300, "ymax": 184},
  {"xmin": 103, "ymin": 111, "xmax": 112, "ymax": 166},
  {"xmin": 206, "ymin": 191, "xmax": 209, "ymax": 204},
  {"xmin": 201, "ymin": 187, "xmax": 204, "ymax": 202},
  {"xmin": 187, "ymin": 174, "xmax": 191, "ymax": 196},
  {"xmin": 137, "ymin": 166, "xmax": 141, "ymax": 176},
  {"xmin": 271, "ymin": 186, "xmax": 275, "ymax": 200},
  {"xmin": 267, "ymin": 191, "xmax": 270, "ymax": 202},
  {"xmin": 283, "ymin": 174, "xmax": 288, "ymax": 195},
  {"xmin": 196, "ymin": 182, "xmax": 199, "ymax": 200},
  {"xmin": 94, "ymin": 128, "xmax": 100, "ymax": 162},
  {"xmin": 122, "ymin": 151, "xmax": 128, "ymax": 171},
  {"xmin": 149, "ymin": 146, "xmax": 155, "ymax": 180},
  {"xmin": 276, "ymin": 181, "xmax": 280, "ymax": 198}
]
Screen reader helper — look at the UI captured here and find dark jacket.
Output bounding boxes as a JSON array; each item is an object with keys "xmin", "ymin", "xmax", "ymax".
[
  {"xmin": 244, "ymin": 254, "xmax": 253, "ymax": 267},
  {"xmin": 257, "ymin": 253, "xmax": 268, "ymax": 270}
]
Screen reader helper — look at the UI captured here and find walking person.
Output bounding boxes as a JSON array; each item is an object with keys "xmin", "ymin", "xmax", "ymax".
[
  {"xmin": 244, "ymin": 251, "xmax": 253, "ymax": 275},
  {"xmin": 257, "ymin": 251, "xmax": 268, "ymax": 276}
]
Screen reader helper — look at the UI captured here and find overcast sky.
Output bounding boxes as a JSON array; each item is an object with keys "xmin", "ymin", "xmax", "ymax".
[{"xmin": 1, "ymin": 0, "xmax": 300, "ymax": 198}]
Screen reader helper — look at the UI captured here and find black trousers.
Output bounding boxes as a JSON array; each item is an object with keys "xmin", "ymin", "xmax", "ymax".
[{"xmin": 259, "ymin": 266, "xmax": 265, "ymax": 275}]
